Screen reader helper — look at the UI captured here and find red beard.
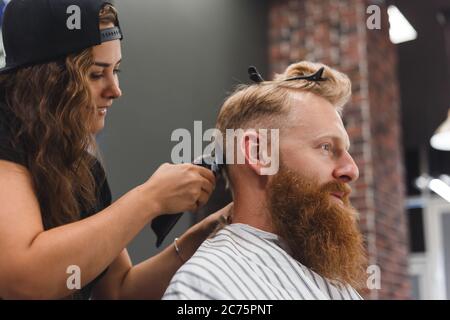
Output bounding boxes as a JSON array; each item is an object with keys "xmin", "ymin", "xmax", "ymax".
[{"xmin": 266, "ymin": 166, "xmax": 367, "ymax": 288}]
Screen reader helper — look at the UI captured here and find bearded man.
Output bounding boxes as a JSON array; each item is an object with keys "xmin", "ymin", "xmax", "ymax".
[{"xmin": 163, "ymin": 61, "xmax": 367, "ymax": 300}]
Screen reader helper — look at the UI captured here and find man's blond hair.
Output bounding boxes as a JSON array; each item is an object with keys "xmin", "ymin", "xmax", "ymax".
[{"xmin": 216, "ymin": 61, "xmax": 351, "ymax": 136}]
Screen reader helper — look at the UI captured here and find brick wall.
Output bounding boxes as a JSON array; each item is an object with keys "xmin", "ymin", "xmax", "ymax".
[{"xmin": 269, "ymin": 0, "xmax": 411, "ymax": 299}]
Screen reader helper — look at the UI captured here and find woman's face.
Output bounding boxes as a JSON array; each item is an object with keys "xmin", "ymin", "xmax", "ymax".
[{"xmin": 88, "ymin": 23, "xmax": 122, "ymax": 134}]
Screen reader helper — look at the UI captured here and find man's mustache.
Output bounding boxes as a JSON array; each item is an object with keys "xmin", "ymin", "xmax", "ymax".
[
  {"xmin": 319, "ymin": 181, "xmax": 352, "ymax": 203},
  {"xmin": 320, "ymin": 180, "xmax": 352, "ymax": 194}
]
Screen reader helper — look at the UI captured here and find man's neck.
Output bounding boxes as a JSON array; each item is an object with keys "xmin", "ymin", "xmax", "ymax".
[{"xmin": 231, "ymin": 185, "xmax": 275, "ymax": 234}]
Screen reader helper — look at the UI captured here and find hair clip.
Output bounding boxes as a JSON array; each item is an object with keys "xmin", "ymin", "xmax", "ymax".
[
  {"xmin": 248, "ymin": 65, "xmax": 327, "ymax": 84},
  {"xmin": 285, "ymin": 67, "xmax": 327, "ymax": 82},
  {"xmin": 248, "ymin": 66, "xmax": 265, "ymax": 83}
]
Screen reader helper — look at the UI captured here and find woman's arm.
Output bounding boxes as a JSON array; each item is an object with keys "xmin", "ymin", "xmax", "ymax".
[
  {"xmin": 92, "ymin": 204, "xmax": 232, "ymax": 300},
  {"xmin": 0, "ymin": 161, "xmax": 215, "ymax": 299}
]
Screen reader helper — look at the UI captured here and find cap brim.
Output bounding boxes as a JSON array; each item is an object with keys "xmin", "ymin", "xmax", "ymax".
[{"xmin": 0, "ymin": 63, "xmax": 19, "ymax": 75}]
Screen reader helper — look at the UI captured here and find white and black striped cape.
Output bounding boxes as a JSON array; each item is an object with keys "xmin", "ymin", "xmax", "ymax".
[{"xmin": 163, "ymin": 223, "xmax": 363, "ymax": 300}]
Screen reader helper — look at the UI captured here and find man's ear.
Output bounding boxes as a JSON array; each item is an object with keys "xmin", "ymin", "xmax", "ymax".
[{"xmin": 239, "ymin": 130, "xmax": 274, "ymax": 176}]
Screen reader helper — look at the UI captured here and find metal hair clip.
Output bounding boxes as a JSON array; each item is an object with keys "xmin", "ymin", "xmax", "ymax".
[{"xmin": 285, "ymin": 66, "xmax": 327, "ymax": 82}]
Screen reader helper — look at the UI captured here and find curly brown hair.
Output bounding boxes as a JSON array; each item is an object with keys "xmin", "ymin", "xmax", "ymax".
[{"xmin": 0, "ymin": 4, "xmax": 119, "ymax": 229}]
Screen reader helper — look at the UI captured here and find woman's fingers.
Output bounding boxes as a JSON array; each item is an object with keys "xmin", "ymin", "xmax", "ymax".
[
  {"xmin": 200, "ymin": 177, "xmax": 214, "ymax": 196},
  {"xmin": 144, "ymin": 163, "xmax": 217, "ymax": 215},
  {"xmin": 195, "ymin": 166, "xmax": 216, "ymax": 187},
  {"xmin": 195, "ymin": 190, "xmax": 210, "ymax": 209}
]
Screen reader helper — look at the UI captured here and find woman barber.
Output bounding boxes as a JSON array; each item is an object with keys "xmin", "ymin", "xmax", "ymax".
[{"xmin": 0, "ymin": 0, "xmax": 229, "ymax": 299}]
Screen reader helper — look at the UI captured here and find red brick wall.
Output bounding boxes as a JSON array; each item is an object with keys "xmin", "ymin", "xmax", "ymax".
[{"xmin": 269, "ymin": 0, "xmax": 411, "ymax": 299}]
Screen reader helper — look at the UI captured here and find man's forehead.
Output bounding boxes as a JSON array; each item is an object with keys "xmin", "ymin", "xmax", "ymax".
[
  {"xmin": 284, "ymin": 92, "xmax": 350, "ymax": 149},
  {"xmin": 288, "ymin": 123, "xmax": 351, "ymax": 149}
]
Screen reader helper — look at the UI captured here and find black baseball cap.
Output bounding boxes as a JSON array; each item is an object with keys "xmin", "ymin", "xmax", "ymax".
[{"xmin": 0, "ymin": 0, "xmax": 123, "ymax": 74}]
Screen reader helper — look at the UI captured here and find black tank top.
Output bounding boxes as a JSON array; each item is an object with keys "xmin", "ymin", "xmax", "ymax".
[{"xmin": 0, "ymin": 100, "xmax": 111, "ymax": 299}]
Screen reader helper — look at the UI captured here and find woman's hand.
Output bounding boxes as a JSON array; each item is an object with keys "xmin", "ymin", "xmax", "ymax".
[
  {"xmin": 174, "ymin": 203, "xmax": 234, "ymax": 263},
  {"xmin": 184, "ymin": 202, "xmax": 234, "ymax": 246},
  {"xmin": 196, "ymin": 202, "xmax": 234, "ymax": 238},
  {"xmin": 141, "ymin": 163, "xmax": 216, "ymax": 216}
]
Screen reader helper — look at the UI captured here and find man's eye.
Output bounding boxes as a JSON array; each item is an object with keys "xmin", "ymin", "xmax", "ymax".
[
  {"xmin": 113, "ymin": 69, "xmax": 121, "ymax": 74},
  {"xmin": 321, "ymin": 143, "xmax": 332, "ymax": 152}
]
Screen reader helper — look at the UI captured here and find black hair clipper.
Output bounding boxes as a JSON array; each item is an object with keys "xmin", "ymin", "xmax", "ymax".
[{"xmin": 151, "ymin": 154, "xmax": 223, "ymax": 247}]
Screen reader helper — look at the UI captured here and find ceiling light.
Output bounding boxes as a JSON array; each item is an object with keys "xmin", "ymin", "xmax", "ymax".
[
  {"xmin": 387, "ymin": 5, "xmax": 418, "ymax": 44},
  {"xmin": 430, "ymin": 109, "xmax": 450, "ymax": 151},
  {"xmin": 429, "ymin": 178, "xmax": 450, "ymax": 203}
]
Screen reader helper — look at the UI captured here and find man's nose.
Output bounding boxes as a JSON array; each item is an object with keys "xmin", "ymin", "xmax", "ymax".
[{"xmin": 333, "ymin": 151, "xmax": 359, "ymax": 183}]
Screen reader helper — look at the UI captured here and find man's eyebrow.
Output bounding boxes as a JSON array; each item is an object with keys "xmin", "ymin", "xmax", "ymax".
[
  {"xmin": 314, "ymin": 134, "xmax": 351, "ymax": 151},
  {"xmin": 93, "ymin": 59, "xmax": 122, "ymax": 68}
]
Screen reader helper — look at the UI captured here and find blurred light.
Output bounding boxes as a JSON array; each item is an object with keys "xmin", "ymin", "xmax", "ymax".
[
  {"xmin": 388, "ymin": 5, "xmax": 418, "ymax": 44},
  {"xmin": 439, "ymin": 175, "xmax": 450, "ymax": 185},
  {"xmin": 415, "ymin": 175, "xmax": 431, "ymax": 190},
  {"xmin": 415, "ymin": 175, "xmax": 450, "ymax": 203},
  {"xmin": 430, "ymin": 109, "xmax": 450, "ymax": 151},
  {"xmin": 429, "ymin": 179, "xmax": 450, "ymax": 203}
]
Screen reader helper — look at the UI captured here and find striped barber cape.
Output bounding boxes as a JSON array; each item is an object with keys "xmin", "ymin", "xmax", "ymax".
[{"xmin": 163, "ymin": 223, "xmax": 363, "ymax": 300}]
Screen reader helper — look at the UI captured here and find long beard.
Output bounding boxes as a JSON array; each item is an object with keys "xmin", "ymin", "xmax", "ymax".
[{"xmin": 266, "ymin": 166, "xmax": 367, "ymax": 288}]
